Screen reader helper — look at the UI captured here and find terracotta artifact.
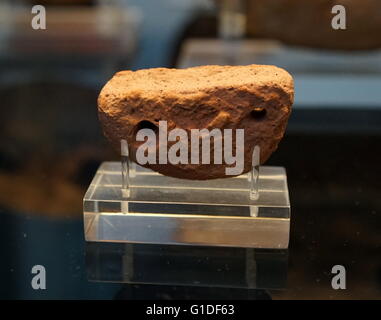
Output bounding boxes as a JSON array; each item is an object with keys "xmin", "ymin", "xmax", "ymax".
[{"xmin": 98, "ymin": 65, "xmax": 294, "ymax": 180}]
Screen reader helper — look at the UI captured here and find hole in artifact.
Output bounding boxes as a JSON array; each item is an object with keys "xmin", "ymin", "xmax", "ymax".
[
  {"xmin": 251, "ymin": 107, "xmax": 266, "ymax": 120},
  {"xmin": 135, "ymin": 120, "xmax": 158, "ymax": 134}
]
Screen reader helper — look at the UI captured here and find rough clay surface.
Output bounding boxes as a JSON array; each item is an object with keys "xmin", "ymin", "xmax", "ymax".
[{"xmin": 98, "ymin": 65, "xmax": 294, "ymax": 180}]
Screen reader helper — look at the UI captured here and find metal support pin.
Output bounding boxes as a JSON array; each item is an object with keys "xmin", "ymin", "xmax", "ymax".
[
  {"xmin": 121, "ymin": 139, "xmax": 130, "ymax": 198},
  {"xmin": 250, "ymin": 145, "xmax": 260, "ymax": 200}
]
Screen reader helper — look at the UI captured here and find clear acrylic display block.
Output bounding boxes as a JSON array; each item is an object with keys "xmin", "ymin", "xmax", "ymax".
[{"xmin": 83, "ymin": 162, "xmax": 290, "ymax": 248}]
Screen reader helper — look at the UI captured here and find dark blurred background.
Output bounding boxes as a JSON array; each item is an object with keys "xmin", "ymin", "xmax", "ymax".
[{"xmin": 0, "ymin": 0, "xmax": 380, "ymax": 299}]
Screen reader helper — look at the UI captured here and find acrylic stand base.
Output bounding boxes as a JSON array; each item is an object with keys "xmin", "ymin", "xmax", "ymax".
[{"xmin": 83, "ymin": 161, "xmax": 290, "ymax": 249}]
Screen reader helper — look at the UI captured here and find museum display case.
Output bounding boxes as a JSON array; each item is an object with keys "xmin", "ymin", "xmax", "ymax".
[{"xmin": 0, "ymin": 0, "xmax": 380, "ymax": 301}]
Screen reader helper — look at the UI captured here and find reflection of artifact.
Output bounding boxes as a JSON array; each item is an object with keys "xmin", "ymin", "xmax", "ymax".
[
  {"xmin": 246, "ymin": 0, "xmax": 381, "ymax": 50},
  {"xmin": 98, "ymin": 65, "xmax": 294, "ymax": 179},
  {"xmin": 86, "ymin": 242, "xmax": 288, "ymax": 289}
]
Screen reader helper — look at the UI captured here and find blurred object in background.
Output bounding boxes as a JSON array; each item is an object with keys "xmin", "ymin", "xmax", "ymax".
[
  {"xmin": 178, "ymin": 0, "xmax": 381, "ymax": 110},
  {"xmin": 246, "ymin": 0, "xmax": 381, "ymax": 51},
  {"xmin": 217, "ymin": 0, "xmax": 246, "ymax": 40},
  {"xmin": 125, "ymin": 0, "xmax": 210, "ymax": 69},
  {"xmin": 0, "ymin": 82, "xmax": 115, "ymax": 218},
  {"xmin": 215, "ymin": 0, "xmax": 246, "ymax": 64},
  {"xmin": 7, "ymin": 6, "xmax": 137, "ymax": 56},
  {"xmin": 0, "ymin": 0, "xmax": 140, "ymax": 85},
  {"xmin": 25, "ymin": 0, "xmax": 95, "ymax": 5}
]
